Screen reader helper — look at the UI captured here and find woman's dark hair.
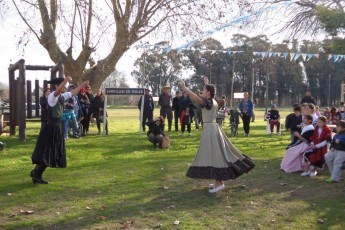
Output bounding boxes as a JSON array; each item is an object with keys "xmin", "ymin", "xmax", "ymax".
[
  {"xmin": 304, "ymin": 114, "xmax": 313, "ymax": 123},
  {"xmin": 44, "ymin": 88, "xmax": 50, "ymax": 94},
  {"xmin": 294, "ymin": 106, "xmax": 301, "ymax": 112},
  {"xmin": 307, "ymin": 103, "xmax": 315, "ymax": 110},
  {"xmin": 317, "ymin": 116, "xmax": 327, "ymax": 123},
  {"xmin": 205, "ymin": 84, "xmax": 215, "ymax": 98},
  {"xmin": 330, "ymin": 107, "xmax": 337, "ymax": 113},
  {"xmin": 205, "ymin": 84, "xmax": 225, "ymax": 108},
  {"xmin": 158, "ymin": 116, "xmax": 165, "ymax": 124}
]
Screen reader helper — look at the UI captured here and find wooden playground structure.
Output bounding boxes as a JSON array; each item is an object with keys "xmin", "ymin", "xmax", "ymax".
[{"xmin": 0, "ymin": 59, "xmax": 64, "ymax": 141}]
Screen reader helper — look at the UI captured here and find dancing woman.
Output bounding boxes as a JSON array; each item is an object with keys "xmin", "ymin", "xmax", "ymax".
[
  {"xmin": 179, "ymin": 77, "xmax": 255, "ymax": 193},
  {"xmin": 31, "ymin": 77, "xmax": 89, "ymax": 184}
]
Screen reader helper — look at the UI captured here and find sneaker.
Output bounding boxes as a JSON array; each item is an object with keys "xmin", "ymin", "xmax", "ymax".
[
  {"xmin": 181, "ymin": 132, "xmax": 185, "ymax": 137},
  {"xmin": 188, "ymin": 133, "xmax": 192, "ymax": 136},
  {"xmin": 300, "ymin": 171, "xmax": 310, "ymax": 177},
  {"xmin": 325, "ymin": 178, "xmax": 338, "ymax": 183},
  {"xmin": 209, "ymin": 184, "xmax": 225, "ymax": 193},
  {"xmin": 310, "ymin": 171, "xmax": 317, "ymax": 177}
]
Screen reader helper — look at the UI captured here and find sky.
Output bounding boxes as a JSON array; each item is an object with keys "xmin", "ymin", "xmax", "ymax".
[{"xmin": 0, "ymin": 1, "xmax": 324, "ymax": 89}]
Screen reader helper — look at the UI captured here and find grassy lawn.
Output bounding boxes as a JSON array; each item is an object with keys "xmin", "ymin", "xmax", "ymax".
[{"xmin": 0, "ymin": 108, "xmax": 344, "ymax": 230}]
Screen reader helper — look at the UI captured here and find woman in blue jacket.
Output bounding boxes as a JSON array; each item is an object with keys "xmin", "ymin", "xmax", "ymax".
[{"xmin": 239, "ymin": 92, "xmax": 253, "ymax": 137}]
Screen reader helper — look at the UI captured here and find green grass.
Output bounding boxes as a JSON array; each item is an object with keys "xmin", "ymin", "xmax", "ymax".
[{"xmin": 0, "ymin": 108, "xmax": 345, "ymax": 230}]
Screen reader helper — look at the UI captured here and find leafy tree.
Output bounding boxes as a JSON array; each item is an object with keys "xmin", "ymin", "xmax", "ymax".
[{"xmin": 131, "ymin": 48, "xmax": 186, "ymax": 96}]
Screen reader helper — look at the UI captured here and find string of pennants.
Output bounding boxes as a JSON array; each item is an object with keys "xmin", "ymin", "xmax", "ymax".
[
  {"xmin": 135, "ymin": 0, "xmax": 344, "ymax": 63},
  {"xmin": 160, "ymin": 47, "xmax": 345, "ymax": 63}
]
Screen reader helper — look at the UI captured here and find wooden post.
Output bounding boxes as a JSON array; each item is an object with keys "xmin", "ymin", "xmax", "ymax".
[
  {"xmin": 35, "ymin": 80, "xmax": 40, "ymax": 117},
  {"xmin": 8, "ymin": 67, "xmax": 15, "ymax": 135},
  {"xmin": 18, "ymin": 60, "xmax": 26, "ymax": 141},
  {"xmin": 27, "ymin": 80, "xmax": 32, "ymax": 118}
]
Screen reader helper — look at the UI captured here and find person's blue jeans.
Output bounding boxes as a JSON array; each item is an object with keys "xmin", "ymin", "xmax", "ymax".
[{"xmin": 62, "ymin": 111, "xmax": 79, "ymax": 138}]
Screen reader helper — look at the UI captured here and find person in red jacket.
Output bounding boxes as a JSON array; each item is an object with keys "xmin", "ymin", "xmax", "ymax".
[{"xmin": 301, "ymin": 116, "xmax": 332, "ymax": 177}]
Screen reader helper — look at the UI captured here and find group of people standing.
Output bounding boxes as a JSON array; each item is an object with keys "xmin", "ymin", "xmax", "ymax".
[{"xmin": 40, "ymin": 84, "xmax": 108, "ymax": 139}]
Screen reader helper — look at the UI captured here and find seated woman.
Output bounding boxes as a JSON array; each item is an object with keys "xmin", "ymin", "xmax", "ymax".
[
  {"xmin": 301, "ymin": 116, "xmax": 332, "ymax": 177},
  {"xmin": 280, "ymin": 114, "xmax": 314, "ymax": 173},
  {"xmin": 146, "ymin": 116, "xmax": 165, "ymax": 148}
]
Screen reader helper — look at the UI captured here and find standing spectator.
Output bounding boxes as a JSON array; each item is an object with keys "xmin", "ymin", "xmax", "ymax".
[
  {"xmin": 239, "ymin": 92, "xmax": 254, "ymax": 137},
  {"xmin": 158, "ymin": 85, "xmax": 173, "ymax": 132},
  {"xmin": 95, "ymin": 90, "xmax": 108, "ymax": 135},
  {"xmin": 180, "ymin": 107, "xmax": 192, "ymax": 136},
  {"xmin": 266, "ymin": 104, "xmax": 280, "ymax": 134},
  {"xmin": 193, "ymin": 89, "xmax": 202, "ymax": 130},
  {"xmin": 78, "ymin": 88, "xmax": 90, "ymax": 134},
  {"xmin": 138, "ymin": 88, "xmax": 154, "ymax": 132},
  {"xmin": 324, "ymin": 120, "xmax": 345, "ymax": 183},
  {"xmin": 301, "ymin": 91, "xmax": 316, "ymax": 105},
  {"xmin": 172, "ymin": 91, "xmax": 181, "ymax": 131},
  {"xmin": 40, "ymin": 88, "xmax": 50, "ymax": 126},
  {"xmin": 62, "ymin": 85, "xmax": 80, "ymax": 139},
  {"xmin": 84, "ymin": 86, "xmax": 95, "ymax": 135}
]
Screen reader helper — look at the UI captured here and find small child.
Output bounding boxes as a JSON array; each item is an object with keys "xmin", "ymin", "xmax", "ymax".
[
  {"xmin": 266, "ymin": 104, "xmax": 280, "ymax": 134},
  {"xmin": 181, "ymin": 107, "xmax": 192, "ymax": 136},
  {"xmin": 323, "ymin": 107, "xmax": 331, "ymax": 123},
  {"xmin": 324, "ymin": 120, "xmax": 345, "ymax": 182},
  {"xmin": 315, "ymin": 106, "xmax": 321, "ymax": 117}
]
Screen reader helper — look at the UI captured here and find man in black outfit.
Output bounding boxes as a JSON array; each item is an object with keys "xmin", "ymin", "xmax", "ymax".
[
  {"xmin": 301, "ymin": 91, "xmax": 316, "ymax": 105},
  {"xmin": 84, "ymin": 86, "xmax": 95, "ymax": 135},
  {"xmin": 172, "ymin": 91, "xmax": 181, "ymax": 131},
  {"xmin": 138, "ymin": 88, "xmax": 154, "ymax": 132}
]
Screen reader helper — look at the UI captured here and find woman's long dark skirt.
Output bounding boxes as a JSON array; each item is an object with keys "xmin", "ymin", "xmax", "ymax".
[{"xmin": 32, "ymin": 118, "xmax": 66, "ymax": 168}]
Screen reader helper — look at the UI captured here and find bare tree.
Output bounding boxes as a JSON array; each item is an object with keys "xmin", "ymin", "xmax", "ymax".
[{"xmin": 10, "ymin": 0, "xmax": 241, "ymax": 89}]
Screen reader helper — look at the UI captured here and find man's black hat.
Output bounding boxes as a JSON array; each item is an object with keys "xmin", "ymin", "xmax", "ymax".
[{"xmin": 47, "ymin": 78, "xmax": 65, "ymax": 85}]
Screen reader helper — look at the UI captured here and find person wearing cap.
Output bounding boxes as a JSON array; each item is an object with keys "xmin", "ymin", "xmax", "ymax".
[
  {"xmin": 265, "ymin": 104, "xmax": 281, "ymax": 134},
  {"xmin": 158, "ymin": 85, "xmax": 173, "ymax": 132},
  {"xmin": 30, "ymin": 76, "xmax": 89, "ymax": 184},
  {"xmin": 172, "ymin": 91, "xmax": 181, "ymax": 131},
  {"xmin": 138, "ymin": 88, "xmax": 154, "ymax": 132}
]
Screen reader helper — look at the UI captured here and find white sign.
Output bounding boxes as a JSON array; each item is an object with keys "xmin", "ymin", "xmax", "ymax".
[{"xmin": 234, "ymin": 93, "xmax": 244, "ymax": 99}]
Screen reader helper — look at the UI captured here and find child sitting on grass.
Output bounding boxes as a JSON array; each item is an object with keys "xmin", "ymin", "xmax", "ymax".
[{"xmin": 324, "ymin": 120, "xmax": 345, "ymax": 182}]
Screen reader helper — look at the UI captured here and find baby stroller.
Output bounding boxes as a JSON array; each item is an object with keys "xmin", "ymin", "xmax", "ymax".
[
  {"xmin": 228, "ymin": 107, "xmax": 240, "ymax": 136},
  {"xmin": 216, "ymin": 109, "xmax": 226, "ymax": 126}
]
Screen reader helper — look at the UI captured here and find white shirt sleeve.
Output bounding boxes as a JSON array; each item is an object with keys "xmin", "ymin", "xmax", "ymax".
[
  {"xmin": 47, "ymin": 91, "xmax": 72, "ymax": 107},
  {"xmin": 315, "ymin": 140, "xmax": 327, "ymax": 149}
]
